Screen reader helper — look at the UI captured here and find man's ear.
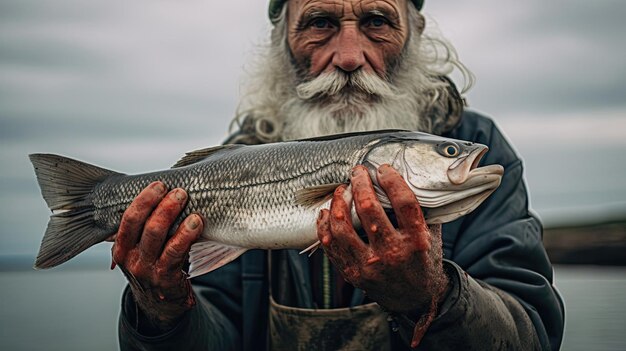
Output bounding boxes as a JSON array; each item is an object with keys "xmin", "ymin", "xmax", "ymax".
[{"xmin": 414, "ymin": 12, "xmax": 426, "ymax": 35}]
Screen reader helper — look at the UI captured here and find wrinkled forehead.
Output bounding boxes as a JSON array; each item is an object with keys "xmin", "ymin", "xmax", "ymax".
[
  {"xmin": 289, "ymin": 0, "xmax": 406, "ymax": 18},
  {"xmin": 269, "ymin": 0, "xmax": 424, "ymax": 24}
]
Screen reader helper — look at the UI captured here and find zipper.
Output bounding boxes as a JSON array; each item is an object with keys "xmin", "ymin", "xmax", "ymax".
[{"xmin": 322, "ymin": 254, "xmax": 331, "ymax": 309}]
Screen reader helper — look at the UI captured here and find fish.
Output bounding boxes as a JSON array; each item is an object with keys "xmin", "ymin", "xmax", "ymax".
[{"xmin": 29, "ymin": 130, "xmax": 504, "ymax": 277}]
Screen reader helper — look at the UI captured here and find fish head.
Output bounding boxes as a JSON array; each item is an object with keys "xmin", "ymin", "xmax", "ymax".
[{"xmin": 361, "ymin": 132, "xmax": 504, "ymax": 224}]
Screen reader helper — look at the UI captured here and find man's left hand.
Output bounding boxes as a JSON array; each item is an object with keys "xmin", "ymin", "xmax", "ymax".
[{"xmin": 316, "ymin": 164, "xmax": 449, "ymax": 315}]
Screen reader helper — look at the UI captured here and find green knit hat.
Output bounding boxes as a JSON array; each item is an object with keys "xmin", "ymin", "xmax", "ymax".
[{"xmin": 268, "ymin": 0, "xmax": 424, "ymax": 24}]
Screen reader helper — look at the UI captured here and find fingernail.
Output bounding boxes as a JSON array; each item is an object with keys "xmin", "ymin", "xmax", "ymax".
[
  {"xmin": 321, "ymin": 235, "xmax": 331, "ymax": 246},
  {"xmin": 360, "ymin": 200, "xmax": 372, "ymax": 209},
  {"xmin": 173, "ymin": 189, "xmax": 187, "ymax": 201},
  {"xmin": 152, "ymin": 181, "xmax": 167, "ymax": 194},
  {"xmin": 333, "ymin": 209, "xmax": 345, "ymax": 220},
  {"xmin": 343, "ymin": 185, "xmax": 353, "ymax": 204},
  {"xmin": 333, "ymin": 186, "xmax": 343, "ymax": 196},
  {"xmin": 366, "ymin": 256, "xmax": 380, "ymax": 265},
  {"xmin": 186, "ymin": 215, "xmax": 200, "ymax": 230},
  {"xmin": 352, "ymin": 167, "xmax": 363, "ymax": 177}
]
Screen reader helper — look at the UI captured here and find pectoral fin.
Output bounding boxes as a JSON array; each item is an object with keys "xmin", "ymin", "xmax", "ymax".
[
  {"xmin": 188, "ymin": 240, "xmax": 248, "ymax": 278},
  {"xmin": 294, "ymin": 183, "xmax": 344, "ymax": 208}
]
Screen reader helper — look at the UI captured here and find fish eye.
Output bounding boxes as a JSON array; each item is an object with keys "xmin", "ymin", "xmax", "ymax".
[{"xmin": 439, "ymin": 142, "xmax": 460, "ymax": 157}]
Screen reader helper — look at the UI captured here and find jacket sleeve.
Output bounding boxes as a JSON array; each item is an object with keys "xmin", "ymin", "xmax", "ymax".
[
  {"xmin": 118, "ymin": 257, "xmax": 243, "ymax": 351},
  {"xmin": 395, "ymin": 113, "xmax": 565, "ymax": 350}
]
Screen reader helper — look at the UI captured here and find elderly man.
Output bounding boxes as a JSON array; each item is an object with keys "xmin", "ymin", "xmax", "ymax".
[{"xmin": 114, "ymin": 0, "xmax": 565, "ymax": 350}]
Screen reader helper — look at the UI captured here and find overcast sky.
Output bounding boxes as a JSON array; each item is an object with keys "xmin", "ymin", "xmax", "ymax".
[{"xmin": 1, "ymin": 0, "xmax": 625, "ymax": 256}]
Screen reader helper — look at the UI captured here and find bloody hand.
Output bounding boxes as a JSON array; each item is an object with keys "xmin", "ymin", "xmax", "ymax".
[
  {"xmin": 316, "ymin": 164, "xmax": 449, "ymax": 347},
  {"xmin": 111, "ymin": 181, "xmax": 203, "ymax": 332}
]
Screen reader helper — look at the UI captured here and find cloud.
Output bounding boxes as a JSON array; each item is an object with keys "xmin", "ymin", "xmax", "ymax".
[{"xmin": 0, "ymin": 0, "xmax": 270, "ymax": 144}]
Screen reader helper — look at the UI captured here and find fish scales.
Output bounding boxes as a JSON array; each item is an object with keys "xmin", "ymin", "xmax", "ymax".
[{"xmin": 91, "ymin": 136, "xmax": 370, "ymax": 249}]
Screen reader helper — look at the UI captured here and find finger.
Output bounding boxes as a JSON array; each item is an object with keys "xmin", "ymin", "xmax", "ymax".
[
  {"xmin": 158, "ymin": 214, "xmax": 203, "ymax": 272},
  {"xmin": 318, "ymin": 207, "xmax": 364, "ymax": 282},
  {"xmin": 317, "ymin": 209, "xmax": 332, "ymax": 247},
  {"xmin": 113, "ymin": 181, "xmax": 167, "ymax": 263},
  {"xmin": 351, "ymin": 165, "xmax": 395, "ymax": 251},
  {"xmin": 328, "ymin": 185, "xmax": 368, "ymax": 258},
  {"xmin": 377, "ymin": 164, "xmax": 428, "ymax": 234},
  {"xmin": 138, "ymin": 188, "xmax": 188, "ymax": 263}
]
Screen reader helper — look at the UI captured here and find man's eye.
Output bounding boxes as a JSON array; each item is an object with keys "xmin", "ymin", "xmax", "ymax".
[
  {"xmin": 366, "ymin": 16, "xmax": 388, "ymax": 28},
  {"xmin": 311, "ymin": 18, "xmax": 332, "ymax": 29}
]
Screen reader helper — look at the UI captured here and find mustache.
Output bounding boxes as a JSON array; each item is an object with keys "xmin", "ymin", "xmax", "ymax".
[{"xmin": 295, "ymin": 70, "xmax": 398, "ymax": 101}]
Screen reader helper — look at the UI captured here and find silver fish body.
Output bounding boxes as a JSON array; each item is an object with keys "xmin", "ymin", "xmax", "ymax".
[{"xmin": 30, "ymin": 131, "xmax": 503, "ymax": 276}]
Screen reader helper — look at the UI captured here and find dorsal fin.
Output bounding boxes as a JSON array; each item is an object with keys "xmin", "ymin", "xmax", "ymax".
[
  {"xmin": 293, "ymin": 129, "xmax": 412, "ymax": 142},
  {"xmin": 172, "ymin": 145, "xmax": 243, "ymax": 168}
]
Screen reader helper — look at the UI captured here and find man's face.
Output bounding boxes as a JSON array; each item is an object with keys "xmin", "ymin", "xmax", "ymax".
[{"xmin": 286, "ymin": 0, "xmax": 409, "ymax": 79}]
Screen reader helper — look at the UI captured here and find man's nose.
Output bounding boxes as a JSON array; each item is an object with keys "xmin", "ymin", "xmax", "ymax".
[{"xmin": 332, "ymin": 26, "xmax": 366, "ymax": 72}]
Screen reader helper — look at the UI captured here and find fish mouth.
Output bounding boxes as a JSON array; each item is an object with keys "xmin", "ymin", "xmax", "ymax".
[
  {"xmin": 419, "ymin": 167, "xmax": 503, "ymax": 224},
  {"xmin": 447, "ymin": 146, "xmax": 494, "ymax": 185},
  {"xmin": 422, "ymin": 185, "xmax": 499, "ymax": 224},
  {"xmin": 415, "ymin": 167, "xmax": 503, "ymax": 207},
  {"xmin": 418, "ymin": 146, "xmax": 504, "ymax": 223}
]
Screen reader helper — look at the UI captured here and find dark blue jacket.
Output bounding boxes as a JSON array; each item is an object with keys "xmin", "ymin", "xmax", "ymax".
[{"xmin": 119, "ymin": 110, "xmax": 565, "ymax": 350}]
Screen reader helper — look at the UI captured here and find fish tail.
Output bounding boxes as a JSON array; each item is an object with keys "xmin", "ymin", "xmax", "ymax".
[{"xmin": 29, "ymin": 153, "xmax": 122, "ymax": 269}]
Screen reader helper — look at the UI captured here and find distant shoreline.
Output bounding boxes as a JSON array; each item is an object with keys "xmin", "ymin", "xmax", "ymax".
[{"xmin": 544, "ymin": 218, "xmax": 626, "ymax": 266}]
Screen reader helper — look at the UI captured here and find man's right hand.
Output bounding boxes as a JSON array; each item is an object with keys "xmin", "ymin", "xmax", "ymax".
[{"xmin": 111, "ymin": 181, "xmax": 203, "ymax": 332}]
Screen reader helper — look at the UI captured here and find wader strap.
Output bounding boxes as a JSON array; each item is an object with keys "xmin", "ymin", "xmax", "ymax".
[{"xmin": 242, "ymin": 250, "xmax": 268, "ymax": 351}]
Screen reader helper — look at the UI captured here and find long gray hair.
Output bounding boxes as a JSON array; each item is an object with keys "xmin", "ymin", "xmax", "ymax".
[{"xmin": 229, "ymin": 3, "xmax": 473, "ymax": 143}]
